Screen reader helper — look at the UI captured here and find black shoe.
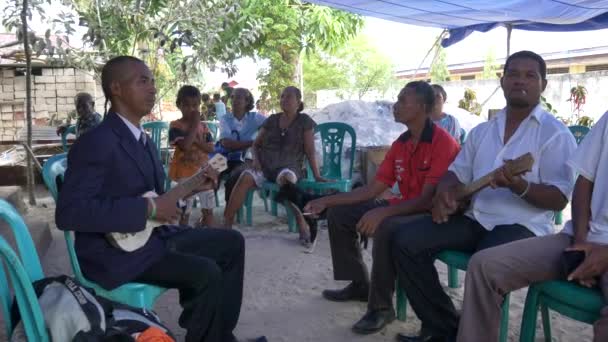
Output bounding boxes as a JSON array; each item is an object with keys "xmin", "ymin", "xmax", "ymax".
[
  {"xmin": 352, "ymin": 309, "xmax": 396, "ymax": 334},
  {"xmin": 322, "ymin": 282, "xmax": 369, "ymax": 302},
  {"xmin": 395, "ymin": 333, "xmax": 454, "ymax": 342}
]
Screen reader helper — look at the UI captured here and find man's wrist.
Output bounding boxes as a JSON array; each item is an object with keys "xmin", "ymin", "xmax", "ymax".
[{"xmin": 510, "ymin": 179, "xmax": 529, "ymax": 196}]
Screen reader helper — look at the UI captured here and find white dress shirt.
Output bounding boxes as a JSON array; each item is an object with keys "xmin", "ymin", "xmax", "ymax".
[
  {"xmin": 562, "ymin": 111, "xmax": 608, "ymax": 244},
  {"xmin": 117, "ymin": 113, "xmax": 146, "ymax": 145},
  {"xmin": 449, "ymin": 104, "xmax": 577, "ymax": 236}
]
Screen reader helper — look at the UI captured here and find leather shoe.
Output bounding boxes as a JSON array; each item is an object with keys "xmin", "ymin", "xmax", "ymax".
[
  {"xmin": 395, "ymin": 333, "xmax": 454, "ymax": 342},
  {"xmin": 322, "ymin": 282, "xmax": 368, "ymax": 302},
  {"xmin": 352, "ymin": 309, "xmax": 395, "ymax": 334}
]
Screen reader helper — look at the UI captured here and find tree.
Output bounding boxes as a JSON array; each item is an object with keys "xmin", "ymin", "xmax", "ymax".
[
  {"xmin": 233, "ymin": 0, "xmax": 363, "ymax": 109},
  {"xmin": 2, "ymin": 0, "xmax": 73, "ymax": 205},
  {"xmin": 338, "ymin": 36, "xmax": 394, "ymax": 100},
  {"xmin": 482, "ymin": 48, "xmax": 499, "ymax": 80},
  {"xmin": 303, "ymin": 35, "xmax": 395, "ymax": 103},
  {"xmin": 67, "ymin": 0, "xmax": 264, "ymax": 106},
  {"xmin": 302, "ymin": 52, "xmax": 348, "ymax": 104},
  {"xmin": 429, "ymin": 44, "xmax": 449, "ymax": 83}
]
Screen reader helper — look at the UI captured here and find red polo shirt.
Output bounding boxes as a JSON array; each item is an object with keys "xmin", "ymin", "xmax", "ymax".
[{"xmin": 376, "ymin": 119, "xmax": 460, "ymax": 205}]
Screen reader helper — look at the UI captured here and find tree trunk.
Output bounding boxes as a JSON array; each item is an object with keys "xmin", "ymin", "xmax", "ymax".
[{"xmin": 20, "ymin": 0, "xmax": 36, "ymax": 205}]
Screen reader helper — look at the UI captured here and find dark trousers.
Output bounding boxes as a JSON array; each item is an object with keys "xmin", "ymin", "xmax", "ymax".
[
  {"xmin": 390, "ymin": 215, "xmax": 535, "ymax": 337},
  {"xmin": 220, "ymin": 160, "xmax": 246, "ymax": 203},
  {"xmin": 327, "ymin": 200, "xmax": 423, "ymax": 311},
  {"xmin": 135, "ymin": 228, "xmax": 245, "ymax": 342}
]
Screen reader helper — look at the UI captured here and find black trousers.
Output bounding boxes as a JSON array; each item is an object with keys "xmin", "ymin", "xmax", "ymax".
[
  {"xmin": 390, "ymin": 215, "xmax": 535, "ymax": 337},
  {"xmin": 327, "ymin": 199, "xmax": 424, "ymax": 311},
  {"xmin": 135, "ymin": 228, "xmax": 245, "ymax": 342}
]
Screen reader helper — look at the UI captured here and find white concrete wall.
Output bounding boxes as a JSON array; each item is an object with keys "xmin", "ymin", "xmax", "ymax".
[{"xmin": 316, "ymin": 70, "xmax": 608, "ymax": 123}]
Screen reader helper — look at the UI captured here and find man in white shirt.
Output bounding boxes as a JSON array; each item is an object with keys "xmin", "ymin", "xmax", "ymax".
[
  {"xmin": 456, "ymin": 111, "xmax": 608, "ymax": 342},
  {"xmin": 391, "ymin": 50, "xmax": 577, "ymax": 342}
]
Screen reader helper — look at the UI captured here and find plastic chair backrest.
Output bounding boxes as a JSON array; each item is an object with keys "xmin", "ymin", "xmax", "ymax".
[
  {"xmin": 40, "ymin": 155, "xmax": 87, "ymax": 281},
  {"xmin": 142, "ymin": 121, "xmax": 170, "ymax": 159},
  {"xmin": 42, "ymin": 153, "xmax": 68, "ymax": 201},
  {"xmin": 459, "ymin": 127, "xmax": 466, "ymax": 145},
  {"xmin": 61, "ymin": 125, "xmax": 76, "ymax": 152},
  {"xmin": 0, "ymin": 200, "xmax": 43, "ymax": 282},
  {"xmin": 0, "ymin": 236, "xmax": 48, "ymax": 341},
  {"xmin": 314, "ymin": 122, "xmax": 357, "ymax": 180},
  {"xmin": 204, "ymin": 121, "xmax": 219, "ymax": 141},
  {"xmin": 568, "ymin": 125, "xmax": 590, "ymax": 145},
  {"xmin": 0, "ymin": 200, "xmax": 48, "ymax": 340}
]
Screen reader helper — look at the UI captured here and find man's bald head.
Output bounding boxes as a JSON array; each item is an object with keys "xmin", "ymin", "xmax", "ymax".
[{"xmin": 101, "ymin": 56, "xmax": 146, "ymax": 104}]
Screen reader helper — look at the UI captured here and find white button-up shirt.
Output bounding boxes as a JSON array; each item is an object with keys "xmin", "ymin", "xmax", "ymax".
[
  {"xmin": 117, "ymin": 113, "xmax": 146, "ymax": 145},
  {"xmin": 449, "ymin": 104, "xmax": 577, "ymax": 236},
  {"xmin": 562, "ymin": 112, "xmax": 608, "ymax": 244}
]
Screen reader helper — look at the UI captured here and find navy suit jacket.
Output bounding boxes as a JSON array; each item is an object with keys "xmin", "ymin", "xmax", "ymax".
[{"xmin": 56, "ymin": 112, "xmax": 170, "ymax": 289}]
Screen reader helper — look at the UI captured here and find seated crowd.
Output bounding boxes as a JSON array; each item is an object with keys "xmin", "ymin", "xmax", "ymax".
[{"xmin": 52, "ymin": 50, "xmax": 608, "ymax": 342}]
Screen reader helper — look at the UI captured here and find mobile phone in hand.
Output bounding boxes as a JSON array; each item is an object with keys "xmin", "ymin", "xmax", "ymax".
[{"xmin": 562, "ymin": 250, "xmax": 586, "ymax": 277}]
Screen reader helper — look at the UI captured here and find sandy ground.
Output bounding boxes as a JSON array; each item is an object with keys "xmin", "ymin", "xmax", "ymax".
[{"xmin": 10, "ymin": 189, "xmax": 596, "ymax": 341}]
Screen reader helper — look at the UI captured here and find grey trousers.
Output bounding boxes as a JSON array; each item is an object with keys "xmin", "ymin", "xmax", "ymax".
[
  {"xmin": 457, "ymin": 233, "xmax": 608, "ymax": 342},
  {"xmin": 326, "ymin": 199, "xmax": 423, "ymax": 311}
]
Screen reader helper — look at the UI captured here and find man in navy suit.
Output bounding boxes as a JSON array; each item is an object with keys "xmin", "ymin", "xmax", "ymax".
[{"xmin": 56, "ymin": 56, "xmax": 247, "ymax": 342}]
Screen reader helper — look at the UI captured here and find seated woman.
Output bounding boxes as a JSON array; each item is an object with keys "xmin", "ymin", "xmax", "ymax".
[
  {"xmin": 222, "ymin": 86, "xmax": 324, "ymax": 246},
  {"xmin": 431, "ymin": 84, "xmax": 462, "ymax": 142}
]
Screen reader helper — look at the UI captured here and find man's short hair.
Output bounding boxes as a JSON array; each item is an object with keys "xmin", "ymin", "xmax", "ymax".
[
  {"xmin": 75, "ymin": 92, "xmax": 94, "ymax": 105},
  {"xmin": 404, "ymin": 81, "xmax": 436, "ymax": 114},
  {"xmin": 176, "ymin": 85, "xmax": 201, "ymax": 106},
  {"xmin": 503, "ymin": 50, "xmax": 547, "ymax": 80},
  {"xmin": 431, "ymin": 84, "xmax": 447, "ymax": 103},
  {"xmin": 213, "ymin": 93, "xmax": 221, "ymax": 101}
]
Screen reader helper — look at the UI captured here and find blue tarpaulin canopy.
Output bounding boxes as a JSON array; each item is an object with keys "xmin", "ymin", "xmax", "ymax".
[{"xmin": 305, "ymin": 1, "xmax": 608, "ymax": 47}]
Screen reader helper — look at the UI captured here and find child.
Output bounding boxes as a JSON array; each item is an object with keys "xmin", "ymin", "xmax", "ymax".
[{"xmin": 168, "ymin": 85, "xmax": 216, "ymax": 226}]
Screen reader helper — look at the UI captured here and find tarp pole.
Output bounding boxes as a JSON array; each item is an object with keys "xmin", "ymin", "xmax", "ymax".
[{"xmin": 506, "ymin": 24, "xmax": 513, "ymax": 57}]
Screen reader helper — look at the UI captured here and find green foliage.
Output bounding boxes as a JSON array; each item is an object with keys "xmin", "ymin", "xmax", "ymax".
[
  {"xmin": 303, "ymin": 52, "xmax": 347, "ymax": 103},
  {"xmin": 303, "ymin": 35, "xmax": 395, "ymax": 103},
  {"xmin": 458, "ymin": 88, "xmax": 482, "ymax": 116},
  {"xmin": 577, "ymin": 115, "xmax": 594, "ymax": 127},
  {"xmin": 541, "ymin": 95, "xmax": 558, "ymax": 115},
  {"xmin": 482, "ymin": 48, "xmax": 499, "ymax": 80},
  {"xmin": 429, "ymin": 44, "xmax": 449, "ymax": 83},
  {"xmin": 235, "ymin": 0, "xmax": 362, "ymax": 110}
]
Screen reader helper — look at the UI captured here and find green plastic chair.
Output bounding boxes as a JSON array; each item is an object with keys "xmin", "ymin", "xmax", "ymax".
[
  {"xmin": 61, "ymin": 124, "xmax": 76, "ymax": 152},
  {"xmin": 459, "ymin": 127, "xmax": 466, "ymax": 145},
  {"xmin": 298, "ymin": 122, "xmax": 357, "ymax": 194},
  {"xmin": 568, "ymin": 125, "xmax": 591, "ymax": 145},
  {"xmin": 204, "ymin": 121, "xmax": 219, "ymax": 141},
  {"xmin": 395, "ymin": 250, "xmax": 510, "ymax": 342},
  {"xmin": 42, "ymin": 154, "xmax": 168, "ymax": 309},
  {"xmin": 142, "ymin": 121, "xmax": 171, "ymax": 190},
  {"xmin": 520, "ymin": 280, "xmax": 603, "ymax": 342},
  {"xmin": 238, "ymin": 122, "xmax": 356, "ymax": 231},
  {"xmin": 554, "ymin": 125, "xmax": 591, "ymax": 225},
  {"xmin": 0, "ymin": 200, "xmax": 48, "ymax": 341}
]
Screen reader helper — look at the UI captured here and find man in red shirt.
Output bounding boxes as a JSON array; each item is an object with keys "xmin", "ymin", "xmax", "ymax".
[{"xmin": 305, "ymin": 81, "xmax": 460, "ymax": 335}]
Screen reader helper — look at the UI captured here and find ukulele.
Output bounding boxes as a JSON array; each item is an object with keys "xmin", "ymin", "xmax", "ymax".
[
  {"xmin": 456, "ymin": 152, "xmax": 534, "ymax": 200},
  {"xmin": 106, "ymin": 154, "xmax": 228, "ymax": 252}
]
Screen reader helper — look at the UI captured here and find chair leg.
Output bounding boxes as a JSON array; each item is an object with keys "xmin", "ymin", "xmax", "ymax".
[
  {"xmin": 271, "ymin": 191, "xmax": 278, "ymax": 216},
  {"xmin": 260, "ymin": 189, "xmax": 269, "ymax": 212},
  {"xmin": 448, "ymin": 266, "xmax": 460, "ymax": 288},
  {"xmin": 499, "ymin": 293, "xmax": 510, "ymax": 342},
  {"xmin": 541, "ymin": 301, "xmax": 552, "ymax": 342},
  {"xmin": 396, "ymin": 283, "xmax": 407, "ymax": 321},
  {"xmin": 286, "ymin": 206, "xmax": 297, "ymax": 233},
  {"xmin": 246, "ymin": 190, "xmax": 253, "ymax": 226},
  {"xmin": 519, "ymin": 285, "xmax": 541, "ymax": 342},
  {"xmin": 554, "ymin": 211, "xmax": 563, "ymax": 225}
]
